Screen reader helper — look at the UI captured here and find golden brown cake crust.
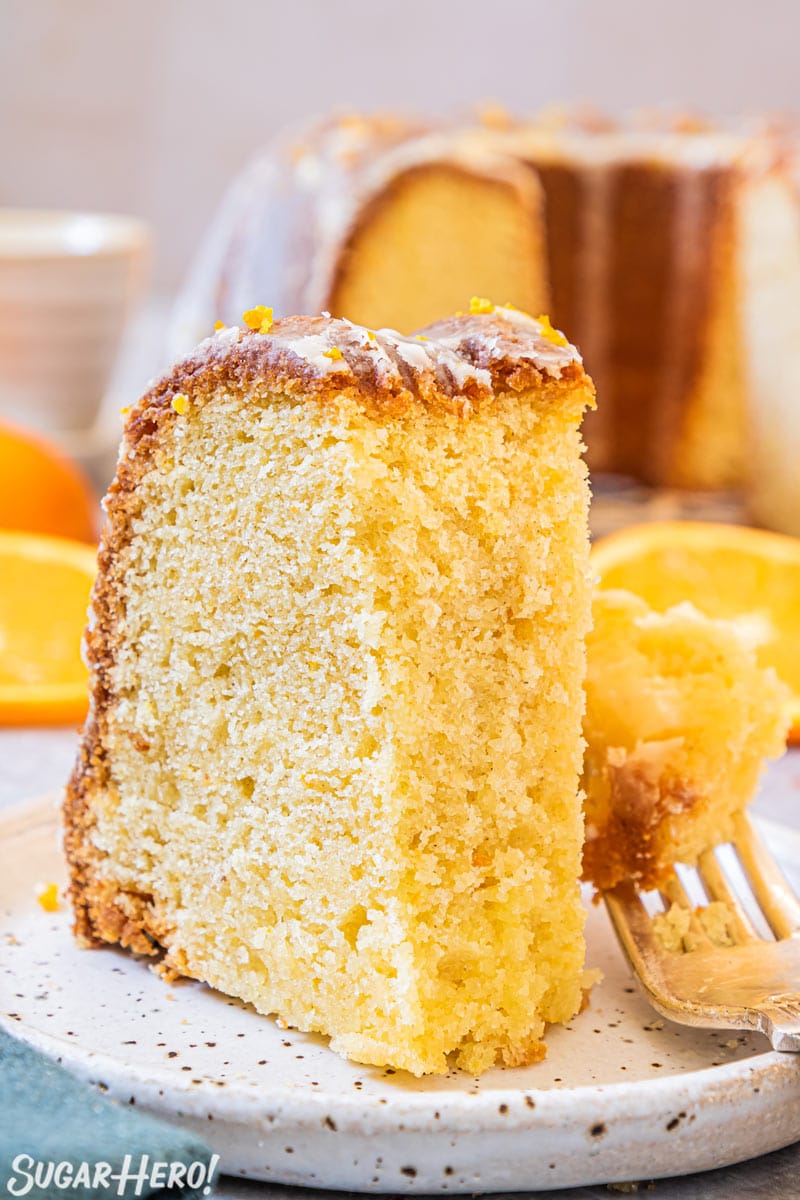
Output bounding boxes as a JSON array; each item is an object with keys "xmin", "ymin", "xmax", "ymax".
[
  {"xmin": 64, "ymin": 395, "xmax": 179, "ymax": 956},
  {"xmin": 65, "ymin": 308, "xmax": 594, "ymax": 959}
]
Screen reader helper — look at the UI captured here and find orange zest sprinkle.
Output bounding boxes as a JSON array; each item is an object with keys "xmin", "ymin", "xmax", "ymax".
[
  {"xmin": 469, "ymin": 296, "xmax": 495, "ymax": 315},
  {"xmin": 322, "ymin": 346, "xmax": 344, "ymax": 361},
  {"xmin": 213, "ymin": 320, "xmax": 226, "ymax": 332},
  {"xmin": 366, "ymin": 330, "xmax": 377, "ymax": 341},
  {"xmin": 171, "ymin": 393, "xmax": 189, "ymax": 416},
  {"xmin": 119, "ymin": 406, "xmax": 131, "ymax": 417},
  {"xmin": 535, "ymin": 314, "xmax": 569, "ymax": 347},
  {"xmin": 37, "ymin": 882, "xmax": 60, "ymax": 913},
  {"xmin": 415, "ymin": 334, "xmax": 429, "ymax": 342},
  {"xmin": 243, "ymin": 305, "xmax": 274, "ymax": 334}
]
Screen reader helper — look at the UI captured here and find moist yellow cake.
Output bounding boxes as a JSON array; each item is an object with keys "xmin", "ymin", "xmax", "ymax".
[
  {"xmin": 65, "ymin": 305, "xmax": 595, "ymax": 1076},
  {"xmin": 582, "ymin": 589, "xmax": 790, "ymax": 891},
  {"xmin": 172, "ymin": 108, "xmax": 800, "ymax": 495}
]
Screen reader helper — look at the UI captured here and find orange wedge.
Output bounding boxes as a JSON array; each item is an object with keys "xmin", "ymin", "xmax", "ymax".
[
  {"xmin": 0, "ymin": 419, "xmax": 99, "ymax": 543},
  {"xmin": 591, "ymin": 521, "xmax": 800, "ymax": 743},
  {"xmin": 0, "ymin": 531, "xmax": 96, "ymax": 725}
]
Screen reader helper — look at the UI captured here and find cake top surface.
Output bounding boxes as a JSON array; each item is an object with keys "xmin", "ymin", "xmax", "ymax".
[
  {"xmin": 284, "ymin": 106, "xmax": 780, "ymax": 173},
  {"xmin": 141, "ymin": 305, "xmax": 590, "ymax": 428},
  {"xmin": 286, "ymin": 106, "xmax": 783, "ymax": 178}
]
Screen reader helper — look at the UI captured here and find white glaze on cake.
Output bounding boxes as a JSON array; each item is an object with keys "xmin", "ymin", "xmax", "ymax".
[{"xmin": 151, "ymin": 309, "xmax": 584, "ymax": 433}]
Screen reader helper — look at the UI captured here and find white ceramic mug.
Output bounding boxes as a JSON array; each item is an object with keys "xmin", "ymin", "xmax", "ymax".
[{"xmin": 0, "ymin": 209, "xmax": 151, "ymax": 436}]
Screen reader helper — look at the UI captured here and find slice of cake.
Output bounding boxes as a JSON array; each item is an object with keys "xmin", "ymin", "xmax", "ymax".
[
  {"xmin": 582, "ymin": 589, "xmax": 790, "ymax": 891},
  {"xmin": 65, "ymin": 306, "xmax": 595, "ymax": 1076}
]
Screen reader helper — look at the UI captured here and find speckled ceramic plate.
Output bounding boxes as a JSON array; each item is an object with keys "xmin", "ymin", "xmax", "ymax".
[{"xmin": 3, "ymin": 794, "xmax": 800, "ymax": 1193}]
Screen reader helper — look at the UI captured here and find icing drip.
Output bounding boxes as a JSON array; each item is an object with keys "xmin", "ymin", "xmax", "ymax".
[{"xmin": 285, "ymin": 334, "xmax": 351, "ymax": 373}]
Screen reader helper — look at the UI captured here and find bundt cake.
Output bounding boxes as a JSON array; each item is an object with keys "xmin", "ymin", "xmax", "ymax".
[
  {"xmin": 65, "ymin": 304, "xmax": 596, "ymax": 1076},
  {"xmin": 171, "ymin": 109, "xmax": 799, "ymax": 499},
  {"xmin": 582, "ymin": 589, "xmax": 790, "ymax": 891}
]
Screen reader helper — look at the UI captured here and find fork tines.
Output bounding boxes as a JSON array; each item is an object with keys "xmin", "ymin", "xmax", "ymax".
[{"xmin": 604, "ymin": 813, "xmax": 800, "ymax": 1051}]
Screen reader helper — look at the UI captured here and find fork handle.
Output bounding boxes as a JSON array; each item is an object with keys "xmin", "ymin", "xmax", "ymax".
[{"xmin": 761, "ymin": 999, "xmax": 800, "ymax": 1051}]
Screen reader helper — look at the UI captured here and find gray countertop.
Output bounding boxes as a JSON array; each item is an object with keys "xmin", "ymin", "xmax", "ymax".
[{"xmin": 1, "ymin": 727, "xmax": 799, "ymax": 1199}]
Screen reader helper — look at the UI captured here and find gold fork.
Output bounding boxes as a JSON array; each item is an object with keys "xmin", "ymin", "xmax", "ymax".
[{"xmin": 604, "ymin": 812, "xmax": 800, "ymax": 1051}]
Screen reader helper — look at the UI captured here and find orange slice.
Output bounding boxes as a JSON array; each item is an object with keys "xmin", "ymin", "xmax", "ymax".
[
  {"xmin": 0, "ymin": 531, "xmax": 96, "ymax": 725},
  {"xmin": 0, "ymin": 419, "xmax": 99, "ymax": 543},
  {"xmin": 591, "ymin": 521, "xmax": 800, "ymax": 743}
]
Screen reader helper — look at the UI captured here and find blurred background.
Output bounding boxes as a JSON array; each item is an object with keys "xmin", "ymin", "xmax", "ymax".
[
  {"xmin": 3, "ymin": 0, "xmax": 800, "ymax": 294},
  {"xmin": 2, "ymin": 0, "xmax": 800, "ymax": 767}
]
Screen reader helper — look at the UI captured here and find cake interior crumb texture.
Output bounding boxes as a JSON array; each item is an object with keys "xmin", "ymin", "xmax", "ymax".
[
  {"xmin": 330, "ymin": 164, "xmax": 548, "ymax": 333},
  {"xmin": 69, "ymin": 323, "xmax": 594, "ymax": 1076},
  {"xmin": 582, "ymin": 589, "xmax": 790, "ymax": 892}
]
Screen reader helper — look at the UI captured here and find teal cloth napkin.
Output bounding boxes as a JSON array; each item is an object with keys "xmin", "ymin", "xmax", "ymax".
[{"xmin": 0, "ymin": 1029, "xmax": 217, "ymax": 1200}]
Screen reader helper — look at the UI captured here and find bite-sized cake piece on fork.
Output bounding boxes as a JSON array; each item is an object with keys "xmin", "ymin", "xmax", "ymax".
[
  {"xmin": 582, "ymin": 589, "xmax": 790, "ymax": 892},
  {"xmin": 65, "ymin": 304, "xmax": 595, "ymax": 1076}
]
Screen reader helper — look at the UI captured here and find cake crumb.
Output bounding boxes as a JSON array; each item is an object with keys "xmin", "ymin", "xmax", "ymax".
[
  {"xmin": 579, "ymin": 967, "xmax": 604, "ymax": 1010},
  {"xmin": 653, "ymin": 901, "xmax": 736, "ymax": 953},
  {"xmin": 582, "ymin": 589, "xmax": 790, "ymax": 893},
  {"xmin": 698, "ymin": 900, "xmax": 736, "ymax": 946}
]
